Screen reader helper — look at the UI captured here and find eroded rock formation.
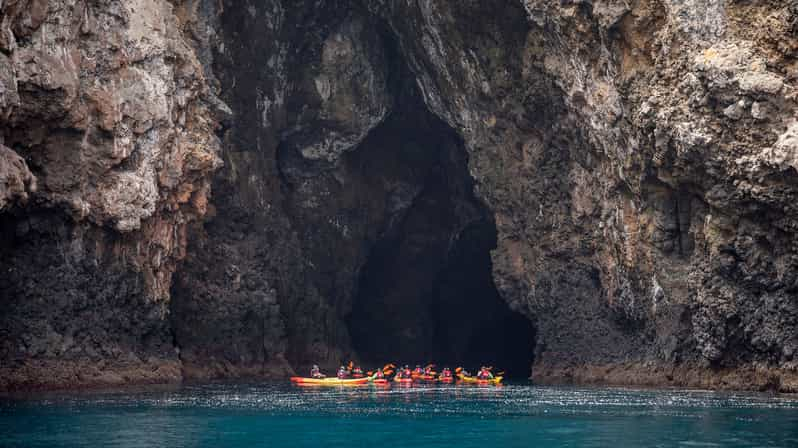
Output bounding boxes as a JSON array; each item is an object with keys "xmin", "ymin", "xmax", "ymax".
[
  {"xmin": 1, "ymin": 0, "xmax": 797, "ymax": 391},
  {"xmin": 0, "ymin": 0, "xmax": 221, "ymax": 389}
]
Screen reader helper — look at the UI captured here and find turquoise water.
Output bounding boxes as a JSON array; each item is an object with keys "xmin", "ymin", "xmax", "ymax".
[{"xmin": 2, "ymin": 382, "xmax": 797, "ymax": 447}]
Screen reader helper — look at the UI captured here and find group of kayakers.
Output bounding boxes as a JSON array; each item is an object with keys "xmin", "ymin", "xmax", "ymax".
[{"xmin": 309, "ymin": 362, "xmax": 499, "ymax": 383}]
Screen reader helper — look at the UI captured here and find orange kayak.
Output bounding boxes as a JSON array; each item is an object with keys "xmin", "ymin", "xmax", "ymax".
[
  {"xmin": 438, "ymin": 376, "xmax": 454, "ymax": 383},
  {"xmin": 290, "ymin": 377, "xmax": 370, "ymax": 386},
  {"xmin": 416, "ymin": 374, "xmax": 437, "ymax": 382},
  {"xmin": 394, "ymin": 377, "xmax": 413, "ymax": 383}
]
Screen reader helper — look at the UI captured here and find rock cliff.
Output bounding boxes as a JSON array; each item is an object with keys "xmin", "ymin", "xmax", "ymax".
[
  {"xmin": 0, "ymin": 0, "xmax": 221, "ymax": 388},
  {"xmin": 1, "ymin": 0, "xmax": 797, "ymax": 392}
]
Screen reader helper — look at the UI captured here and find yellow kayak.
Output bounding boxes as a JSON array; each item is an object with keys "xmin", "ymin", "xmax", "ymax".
[
  {"xmin": 290, "ymin": 376, "xmax": 370, "ymax": 386},
  {"xmin": 457, "ymin": 375, "xmax": 503, "ymax": 385}
]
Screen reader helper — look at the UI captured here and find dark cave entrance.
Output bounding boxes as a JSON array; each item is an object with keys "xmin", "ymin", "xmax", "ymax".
[
  {"xmin": 266, "ymin": 14, "xmax": 536, "ymax": 378},
  {"xmin": 342, "ymin": 90, "xmax": 535, "ymax": 379}
]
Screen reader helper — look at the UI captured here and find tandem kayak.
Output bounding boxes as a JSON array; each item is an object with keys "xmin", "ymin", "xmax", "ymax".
[
  {"xmin": 290, "ymin": 377, "xmax": 370, "ymax": 386},
  {"xmin": 458, "ymin": 375, "xmax": 503, "ymax": 385}
]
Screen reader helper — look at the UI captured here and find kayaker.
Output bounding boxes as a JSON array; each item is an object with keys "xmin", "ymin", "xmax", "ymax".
[
  {"xmin": 337, "ymin": 365, "xmax": 349, "ymax": 379},
  {"xmin": 413, "ymin": 365, "xmax": 423, "ymax": 376},
  {"xmin": 477, "ymin": 367, "xmax": 494, "ymax": 380},
  {"xmin": 374, "ymin": 368, "xmax": 385, "ymax": 379},
  {"xmin": 311, "ymin": 365, "xmax": 325, "ymax": 379},
  {"xmin": 353, "ymin": 366, "xmax": 364, "ymax": 378},
  {"xmin": 440, "ymin": 367, "xmax": 452, "ymax": 378}
]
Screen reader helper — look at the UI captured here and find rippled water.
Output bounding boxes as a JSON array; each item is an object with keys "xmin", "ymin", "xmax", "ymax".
[{"xmin": 2, "ymin": 382, "xmax": 797, "ymax": 447}]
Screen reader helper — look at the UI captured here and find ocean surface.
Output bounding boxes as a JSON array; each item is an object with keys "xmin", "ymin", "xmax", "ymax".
[{"xmin": 1, "ymin": 382, "xmax": 797, "ymax": 447}]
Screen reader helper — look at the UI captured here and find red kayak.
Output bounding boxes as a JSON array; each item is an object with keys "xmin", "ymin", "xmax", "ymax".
[
  {"xmin": 290, "ymin": 377, "xmax": 369, "ymax": 386},
  {"xmin": 394, "ymin": 377, "xmax": 413, "ymax": 383},
  {"xmin": 438, "ymin": 376, "xmax": 454, "ymax": 383}
]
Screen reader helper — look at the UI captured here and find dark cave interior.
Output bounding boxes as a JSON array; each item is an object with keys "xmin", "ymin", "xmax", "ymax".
[
  {"xmin": 342, "ymin": 82, "xmax": 535, "ymax": 379},
  {"xmin": 201, "ymin": 5, "xmax": 538, "ymax": 378}
]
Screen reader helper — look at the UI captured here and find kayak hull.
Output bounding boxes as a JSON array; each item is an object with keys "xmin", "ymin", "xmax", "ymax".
[
  {"xmin": 458, "ymin": 375, "xmax": 503, "ymax": 385},
  {"xmin": 416, "ymin": 375, "xmax": 437, "ymax": 382},
  {"xmin": 290, "ymin": 377, "xmax": 370, "ymax": 386}
]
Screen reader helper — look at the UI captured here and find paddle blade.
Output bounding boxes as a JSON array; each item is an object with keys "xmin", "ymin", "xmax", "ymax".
[{"xmin": 455, "ymin": 367, "xmax": 463, "ymax": 373}]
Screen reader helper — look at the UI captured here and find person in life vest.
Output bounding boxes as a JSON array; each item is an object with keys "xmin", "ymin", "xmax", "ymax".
[
  {"xmin": 311, "ymin": 365, "xmax": 325, "ymax": 379},
  {"xmin": 413, "ymin": 365, "xmax": 424, "ymax": 376},
  {"xmin": 399, "ymin": 365, "xmax": 412, "ymax": 379},
  {"xmin": 352, "ymin": 366, "xmax": 364, "ymax": 378},
  {"xmin": 440, "ymin": 367, "xmax": 452, "ymax": 378},
  {"xmin": 337, "ymin": 365, "xmax": 349, "ymax": 379},
  {"xmin": 424, "ymin": 365, "xmax": 434, "ymax": 375},
  {"xmin": 374, "ymin": 368, "xmax": 385, "ymax": 379},
  {"xmin": 477, "ymin": 367, "xmax": 494, "ymax": 380}
]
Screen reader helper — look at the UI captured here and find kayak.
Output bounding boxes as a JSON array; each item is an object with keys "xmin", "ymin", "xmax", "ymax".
[
  {"xmin": 394, "ymin": 377, "xmax": 413, "ymax": 383},
  {"xmin": 373, "ymin": 378, "xmax": 390, "ymax": 385},
  {"xmin": 416, "ymin": 374, "xmax": 437, "ymax": 382},
  {"xmin": 290, "ymin": 377, "xmax": 370, "ymax": 386},
  {"xmin": 438, "ymin": 376, "xmax": 454, "ymax": 383},
  {"xmin": 458, "ymin": 375, "xmax": 503, "ymax": 385}
]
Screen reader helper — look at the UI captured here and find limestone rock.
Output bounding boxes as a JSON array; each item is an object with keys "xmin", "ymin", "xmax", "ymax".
[{"xmin": 0, "ymin": 144, "xmax": 35, "ymax": 211}]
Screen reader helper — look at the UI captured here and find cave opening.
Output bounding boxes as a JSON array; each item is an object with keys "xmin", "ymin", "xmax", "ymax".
[
  {"xmin": 342, "ymin": 79, "xmax": 536, "ymax": 379},
  {"xmin": 229, "ymin": 7, "xmax": 536, "ymax": 378}
]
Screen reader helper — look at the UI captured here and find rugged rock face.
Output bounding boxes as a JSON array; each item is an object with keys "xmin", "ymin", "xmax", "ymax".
[
  {"xmin": 2, "ymin": 0, "xmax": 798, "ymax": 391},
  {"xmin": 0, "ymin": 0, "xmax": 221, "ymax": 389}
]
